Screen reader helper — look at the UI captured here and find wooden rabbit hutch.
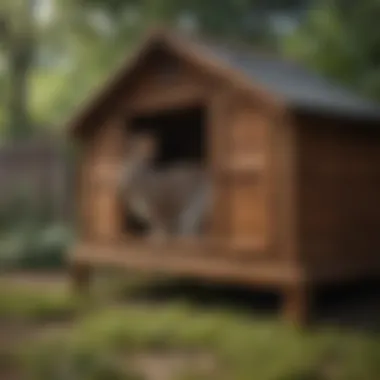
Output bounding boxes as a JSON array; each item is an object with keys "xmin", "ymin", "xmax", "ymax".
[{"xmin": 68, "ymin": 29, "xmax": 380, "ymax": 324}]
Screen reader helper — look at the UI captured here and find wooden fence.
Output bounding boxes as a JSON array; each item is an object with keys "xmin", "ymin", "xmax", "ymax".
[{"xmin": 0, "ymin": 138, "xmax": 72, "ymax": 223}]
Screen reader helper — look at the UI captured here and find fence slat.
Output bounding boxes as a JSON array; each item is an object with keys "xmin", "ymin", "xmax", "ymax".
[{"xmin": 0, "ymin": 139, "xmax": 71, "ymax": 223}]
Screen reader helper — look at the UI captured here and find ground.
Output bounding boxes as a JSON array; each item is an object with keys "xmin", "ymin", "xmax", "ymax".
[{"xmin": 0, "ymin": 271, "xmax": 379, "ymax": 380}]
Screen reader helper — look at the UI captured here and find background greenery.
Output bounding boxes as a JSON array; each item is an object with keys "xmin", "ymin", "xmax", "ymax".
[{"xmin": 0, "ymin": 0, "xmax": 379, "ymax": 139}]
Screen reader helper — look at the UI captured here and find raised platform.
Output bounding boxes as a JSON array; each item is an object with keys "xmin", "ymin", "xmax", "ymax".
[
  {"xmin": 69, "ymin": 240, "xmax": 315, "ymax": 325},
  {"xmin": 69, "ymin": 240, "xmax": 303, "ymax": 288}
]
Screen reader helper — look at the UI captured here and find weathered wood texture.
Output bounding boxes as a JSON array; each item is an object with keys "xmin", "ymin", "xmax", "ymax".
[
  {"xmin": 297, "ymin": 115, "xmax": 380, "ymax": 282},
  {"xmin": 78, "ymin": 50, "xmax": 214, "ymax": 243},
  {"xmin": 76, "ymin": 48, "xmax": 275, "ymax": 259},
  {"xmin": 69, "ymin": 31, "xmax": 380, "ymax": 325},
  {"xmin": 78, "ymin": 118, "xmax": 125, "ymax": 241},
  {"xmin": 225, "ymin": 99, "xmax": 272, "ymax": 255},
  {"xmin": 71, "ymin": 241, "xmax": 301, "ymax": 287}
]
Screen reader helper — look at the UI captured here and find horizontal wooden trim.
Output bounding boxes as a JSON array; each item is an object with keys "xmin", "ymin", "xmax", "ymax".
[
  {"xmin": 227, "ymin": 238, "xmax": 267, "ymax": 253},
  {"xmin": 230, "ymin": 155, "xmax": 265, "ymax": 168},
  {"xmin": 212, "ymin": 156, "xmax": 265, "ymax": 176},
  {"xmin": 69, "ymin": 241, "xmax": 305, "ymax": 287},
  {"xmin": 127, "ymin": 86, "xmax": 208, "ymax": 114}
]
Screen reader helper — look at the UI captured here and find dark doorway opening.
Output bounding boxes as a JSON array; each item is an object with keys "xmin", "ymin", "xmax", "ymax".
[
  {"xmin": 124, "ymin": 104, "xmax": 207, "ymax": 235},
  {"xmin": 129, "ymin": 104, "xmax": 206, "ymax": 168}
]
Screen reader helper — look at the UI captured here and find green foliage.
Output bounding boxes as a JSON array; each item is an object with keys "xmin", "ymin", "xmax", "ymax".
[
  {"xmin": 2, "ymin": 0, "xmax": 379, "ymax": 136},
  {"xmin": 17, "ymin": 303, "xmax": 380, "ymax": 380},
  {"xmin": 0, "ymin": 277, "xmax": 379, "ymax": 380},
  {"xmin": 25, "ymin": 343, "xmax": 143, "ymax": 380},
  {"xmin": 0, "ymin": 285, "xmax": 78, "ymax": 321},
  {"xmin": 0, "ymin": 184, "xmax": 72, "ymax": 270},
  {"xmin": 282, "ymin": 0, "xmax": 380, "ymax": 100},
  {"xmin": 0, "ymin": 0, "xmax": 36, "ymax": 139},
  {"xmin": 0, "ymin": 224, "xmax": 71, "ymax": 270}
]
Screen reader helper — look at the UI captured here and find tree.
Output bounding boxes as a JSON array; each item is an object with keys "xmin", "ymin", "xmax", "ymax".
[
  {"xmin": 0, "ymin": 0, "xmax": 312, "ymax": 133},
  {"xmin": 76, "ymin": 0, "xmax": 312, "ymax": 49},
  {"xmin": 282, "ymin": 0, "xmax": 380, "ymax": 100},
  {"xmin": 0, "ymin": 0, "xmax": 36, "ymax": 139}
]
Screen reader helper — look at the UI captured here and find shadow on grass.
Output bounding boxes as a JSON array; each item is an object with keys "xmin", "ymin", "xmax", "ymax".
[{"xmin": 124, "ymin": 275, "xmax": 380, "ymax": 332}]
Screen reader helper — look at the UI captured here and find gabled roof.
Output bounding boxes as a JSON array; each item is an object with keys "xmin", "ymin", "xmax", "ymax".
[{"xmin": 68, "ymin": 29, "xmax": 380, "ymax": 137}]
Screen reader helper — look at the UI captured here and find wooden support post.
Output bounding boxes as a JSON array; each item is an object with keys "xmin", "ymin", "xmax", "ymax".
[
  {"xmin": 282, "ymin": 282, "xmax": 311, "ymax": 326},
  {"xmin": 71, "ymin": 263, "xmax": 92, "ymax": 295}
]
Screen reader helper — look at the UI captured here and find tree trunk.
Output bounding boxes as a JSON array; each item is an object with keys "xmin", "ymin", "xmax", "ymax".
[
  {"xmin": 6, "ymin": 0, "xmax": 36, "ymax": 140},
  {"xmin": 7, "ymin": 41, "xmax": 32, "ymax": 139}
]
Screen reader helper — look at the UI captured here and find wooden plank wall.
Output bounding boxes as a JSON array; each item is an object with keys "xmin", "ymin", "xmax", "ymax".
[
  {"xmin": 79, "ymin": 117, "xmax": 125, "ymax": 241},
  {"xmin": 224, "ymin": 101, "xmax": 272, "ymax": 255},
  {"xmin": 77, "ymin": 48, "xmax": 274, "ymax": 259},
  {"xmin": 78, "ymin": 50, "xmax": 214, "ymax": 243},
  {"xmin": 297, "ymin": 116, "xmax": 380, "ymax": 281}
]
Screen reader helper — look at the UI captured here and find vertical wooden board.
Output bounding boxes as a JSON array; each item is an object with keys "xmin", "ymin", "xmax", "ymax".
[
  {"xmin": 83, "ymin": 183, "xmax": 96, "ymax": 237},
  {"xmin": 272, "ymin": 111, "xmax": 299, "ymax": 262},
  {"xmin": 88, "ymin": 159, "xmax": 124, "ymax": 241},
  {"xmin": 88, "ymin": 117, "xmax": 125, "ymax": 171},
  {"xmin": 208, "ymin": 90, "xmax": 233, "ymax": 247},
  {"xmin": 77, "ymin": 142, "xmax": 97, "ymax": 239},
  {"xmin": 298, "ymin": 117, "xmax": 380, "ymax": 277},
  {"xmin": 78, "ymin": 116, "xmax": 126, "ymax": 241},
  {"xmin": 224, "ymin": 103, "xmax": 272, "ymax": 255},
  {"xmin": 229, "ymin": 179, "xmax": 268, "ymax": 252},
  {"xmin": 91, "ymin": 187, "xmax": 119, "ymax": 241},
  {"xmin": 230, "ymin": 108, "xmax": 268, "ymax": 160}
]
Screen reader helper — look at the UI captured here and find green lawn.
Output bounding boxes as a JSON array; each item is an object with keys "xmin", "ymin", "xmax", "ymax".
[{"xmin": 0, "ymin": 274, "xmax": 379, "ymax": 380}]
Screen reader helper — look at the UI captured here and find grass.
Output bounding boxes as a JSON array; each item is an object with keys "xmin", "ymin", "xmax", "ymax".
[
  {"xmin": 1, "ymin": 275, "xmax": 380, "ymax": 380},
  {"xmin": 0, "ymin": 282, "xmax": 80, "ymax": 322},
  {"xmin": 33, "ymin": 306, "xmax": 380, "ymax": 380}
]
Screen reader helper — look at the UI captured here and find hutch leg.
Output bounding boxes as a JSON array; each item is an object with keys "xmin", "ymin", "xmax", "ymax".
[
  {"xmin": 282, "ymin": 282, "xmax": 311, "ymax": 326},
  {"xmin": 71, "ymin": 262, "xmax": 93, "ymax": 295}
]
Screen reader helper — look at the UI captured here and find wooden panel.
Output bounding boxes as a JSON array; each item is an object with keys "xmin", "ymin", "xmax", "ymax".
[
  {"xmin": 208, "ymin": 91, "xmax": 232, "ymax": 243},
  {"xmin": 125, "ymin": 55, "xmax": 212, "ymax": 114},
  {"xmin": 231, "ymin": 110, "xmax": 268, "ymax": 159},
  {"xmin": 70, "ymin": 241, "xmax": 305, "ymax": 287},
  {"xmin": 90, "ymin": 186, "xmax": 120, "ymax": 240},
  {"xmin": 273, "ymin": 112, "xmax": 299, "ymax": 262},
  {"xmin": 229, "ymin": 179, "xmax": 268, "ymax": 251},
  {"xmin": 78, "ymin": 140, "xmax": 97, "ymax": 238},
  {"xmin": 224, "ymin": 104, "xmax": 272, "ymax": 255},
  {"xmin": 297, "ymin": 116, "xmax": 380, "ymax": 282},
  {"xmin": 78, "ymin": 116, "xmax": 125, "ymax": 241}
]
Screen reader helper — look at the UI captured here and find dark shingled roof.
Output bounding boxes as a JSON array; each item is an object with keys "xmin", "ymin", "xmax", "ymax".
[{"xmin": 193, "ymin": 39, "xmax": 380, "ymax": 120}]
